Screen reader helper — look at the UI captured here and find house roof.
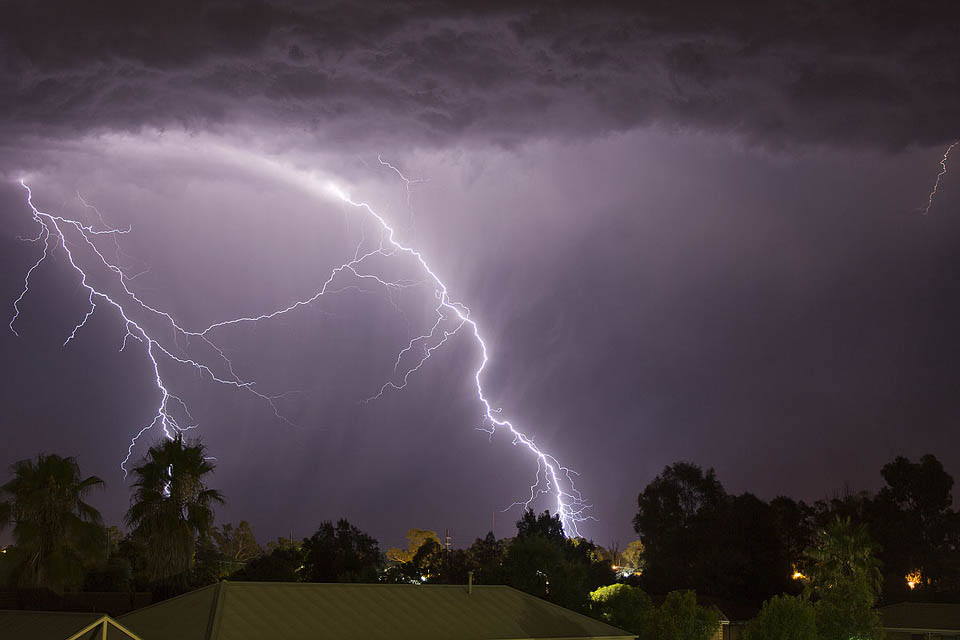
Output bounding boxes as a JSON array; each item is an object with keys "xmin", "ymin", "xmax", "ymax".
[
  {"xmin": 878, "ymin": 602, "xmax": 960, "ymax": 632},
  {"xmin": 0, "ymin": 609, "xmax": 148, "ymax": 640},
  {"xmin": 119, "ymin": 581, "xmax": 636, "ymax": 640}
]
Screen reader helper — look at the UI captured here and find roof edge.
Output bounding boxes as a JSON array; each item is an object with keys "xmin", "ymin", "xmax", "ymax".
[
  {"xmin": 118, "ymin": 582, "xmax": 218, "ymax": 620},
  {"xmin": 882, "ymin": 627, "xmax": 960, "ymax": 633},
  {"xmin": 497, "ymin": 585, "xmax": 636, "ymax": 637}
]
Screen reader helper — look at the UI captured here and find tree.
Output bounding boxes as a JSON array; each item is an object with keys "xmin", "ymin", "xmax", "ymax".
[
  {"xmin": 386, "ymin": 528, "xmax": 441, "ymax": 564},
  {"xmin": 0, "ymin": 453, "xmax": 105, "ymax": 590},
  {"xmin": 411, "ymin": 537, "xmax": 445, "ymax": 580},
  {"xmin": 504, "ymin": 510, "xmax": 613, "ymax": 613},
  {"xmin": 633, "ymin": 462, "xmax": 726, "ymax": 594},
  {"xmin": 191, "ymin": 534, "xmax": 221, "ymax": 586},
  {"xmin": 633, "ymin": 461, "xmax": 890, "ymax": 607},
  {"xmin": 804, "ymin": 516, "xmax": 882, "ymax": 640},
  {"xmin": 653, "ymin": 590, "xmax": 721, "ymax": 640},
  {"xmin": 124, "ymin": 435, "xmax": 224, "ymax": 592},
  {"xmin": 803, "ymin": 516, "xmax": 881, "ymax": 597},
  {"xmin": 814, "ymin": 578, "xmax": 881, "ymax": 640},
  {"xmin": 711, "ymin": 492, "xmax": 786, "ymax": 604},
  {"xmin": 213, "ymin": 521, "xmax": 263, "ymax": 563},
  {"xmin": 516, "ymin": 509, "xmax": 565, "ymax": 541},
  {"xmin": 743, "ymin": 595, "xmax": 817, "ymax": 640},
  {"xmin": 83, "ymin": 526, "xmax": 132, "ymax": 592},
  {"xmin": 871, "ymin": 454, "xmax": 956, "ymax": 598},
  {"xmin": 266, "ymin": 536, "xmax": 299, "ymax": 553},
  {"xmin": 768, "ymin": 496, "xmax": 817, "ymax": 584},
  {"xmin": 504, "ymin": 533, "xmax": 565, "ymax": 598},
  {"xmin": 468, "ymin": 532, "xmax": 507, "ymax": 584},
  {"xmin": 621, "ymin": 539, "xmax": 645, "ymax": 572},
  {"xmin": 233, "ymin": 543, "xmax": 304, "ymax": 582},
  {"xmin": 590, "ymin": 583, "xmax": 655, "ymax": 635},
  {"xmin": 301, "ymin": 519, "xmax": 382, "ymax": 583}
]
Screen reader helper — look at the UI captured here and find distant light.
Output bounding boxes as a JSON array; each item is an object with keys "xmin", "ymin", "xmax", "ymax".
[
  {"xmin": 792, "ymin": 570, "xmax": 806, "ymax": 581},
  {"xmin": 906, "ymin": 569, "xmax": 922, "ymax": 590}
]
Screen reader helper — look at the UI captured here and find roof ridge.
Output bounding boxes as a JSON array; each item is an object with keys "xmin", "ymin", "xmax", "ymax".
[
  {"xmin": 204, "ymin": 580, "xmax": 228, "ymax": 640},
  {"xmin": 222, "ymin": 581, "xmax": 501, "ymax": 588}
]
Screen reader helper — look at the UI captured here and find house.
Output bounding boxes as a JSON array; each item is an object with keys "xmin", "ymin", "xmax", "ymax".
[
  {"xmin": 879, "ymin": 602, "xmax": 960, "ymax": 639},
  {"xmin": 697, "ymin": 599, "xmax": 759, "ymax": 640},
  {"xmin": 113, "ymin": 581, "xmax": 636, "ymax": 640}
]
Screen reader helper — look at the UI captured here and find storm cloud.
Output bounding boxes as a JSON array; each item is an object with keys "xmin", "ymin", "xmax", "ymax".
[{"xmin": 2, "ymin": 0, "xmax": 959, "ymax": 149}]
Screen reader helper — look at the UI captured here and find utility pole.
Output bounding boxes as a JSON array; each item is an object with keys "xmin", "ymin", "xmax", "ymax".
[{"xmin": 444, "ymin": 528, "xmax": 451, "ymax": 552}]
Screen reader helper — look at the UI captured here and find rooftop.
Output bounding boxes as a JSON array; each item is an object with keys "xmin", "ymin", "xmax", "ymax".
[
  {"xmin": 118, "ymin": 581, "xmax": 635, "ymax": 640},
  {"xmin": 878, "ymin": 602, "xmax": 960, "ymax": 633}
]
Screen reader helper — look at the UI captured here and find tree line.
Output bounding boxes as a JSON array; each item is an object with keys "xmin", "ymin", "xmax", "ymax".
[
  {"xmin": 1, "ymin": 437, "xmax": 956, "ymax": 640},
  {"xmin": 632, "ymin": 456, "xmax": 959, "ymax": 606}
]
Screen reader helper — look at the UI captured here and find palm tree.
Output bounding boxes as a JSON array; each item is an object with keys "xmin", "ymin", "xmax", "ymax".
[
  {"xmin": 803, "ymin": 515, "xmax": 883, "ymax": 596},
  {"xmin": 0, "ymin": 453, "xmax": 105, "ymax": 590},
  {"xmin": 125, "ymin": 435, "xmax": 223, "ymax": 590}
]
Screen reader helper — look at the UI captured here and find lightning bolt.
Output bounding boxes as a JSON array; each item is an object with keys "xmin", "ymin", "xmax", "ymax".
[
  {"xmin": 328, "ymin": 175, "xmax": 591, "ymax": 537},
  {"xmin": 922, "ymin": 140, "xmax": 959, "ymax": 215},
  {"xmin": 10, "ymin": 181, "xmax": 292, "ymax": 475},
  {"xmin": 10, "ymin": 155, "xmax": 591, "ymax": 537}
]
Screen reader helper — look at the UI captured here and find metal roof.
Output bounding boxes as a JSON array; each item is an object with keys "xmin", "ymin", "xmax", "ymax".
[
  {"xmin": 878, "ymin": 602, "xmax": 960, "ymax": 633},
  {"xmin": 119, "ymin": 582, "xmax": 636, "ymax": 640},
  {"xmin": 0, "ymin": 610, "xmax": 142, "ymax": 640}
]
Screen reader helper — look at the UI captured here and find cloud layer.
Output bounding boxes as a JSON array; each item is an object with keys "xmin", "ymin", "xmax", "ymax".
[{"xmin": 3, "ymin": 0, "xmax": 958, "ymax": 148}]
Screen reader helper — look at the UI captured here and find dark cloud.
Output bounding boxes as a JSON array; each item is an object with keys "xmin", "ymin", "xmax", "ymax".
[{"xmin": 2, "ymin": 0, "xmax": 958, "ymax": 148}]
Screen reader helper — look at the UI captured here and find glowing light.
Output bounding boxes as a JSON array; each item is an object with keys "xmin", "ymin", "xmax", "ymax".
[
  {"xmin": 792, "ymin": 568, "xmax": 807, "ymax": 581},
  {"xmin": 9, "ymin": 155, "xmax": 591, "ymax": 537},
  {"xmin": 922, "ymin": 140, "xmax": 958, "ymax": 215},
  {"xmin": 906, "ymin": 569, "xmax": 922, "ymax": 590}
]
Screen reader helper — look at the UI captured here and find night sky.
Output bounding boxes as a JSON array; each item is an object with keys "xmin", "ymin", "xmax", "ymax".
[{"xmin": 2, "ymin": 1, "xmax": 960, "ymax": 551}]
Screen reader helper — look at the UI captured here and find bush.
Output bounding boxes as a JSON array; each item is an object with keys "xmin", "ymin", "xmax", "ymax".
[
  {"xmin": 590, "ymin": 583, "xmax": 655, "ymax": 635},
  {"xmin": 655, "ymin": 590, "xmax": 721, "ymax": 640},
  {"xmin": 590, "ymin": 586, "xmax": 719, "ymax": 640},
  {"xmin": 744, "ymin": 595, "xmax": 817, "ymax": 640}
]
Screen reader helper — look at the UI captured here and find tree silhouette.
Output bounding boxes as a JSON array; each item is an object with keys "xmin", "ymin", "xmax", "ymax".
[
  {"xmin": 301, "ymin": 519, "xmax": 382, "ymax": 583},
  {"xmin": 803, "ymin": 515, "xmax": 882, "ymax": 596},
  {"xmin": 125, "ymin": 435, "xmax": 223, "ymax": 592},
  {"xmin": 0, "ymin": 453, "xmax": 105, "ymax": 590}
]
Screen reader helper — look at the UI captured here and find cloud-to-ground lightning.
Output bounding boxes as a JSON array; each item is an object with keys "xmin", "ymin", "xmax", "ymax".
[
  {"xmin": 10, "ymin": 156, "xmax": 591, "ymax": 537},
  {"xmin": 922, "ymin": 140, "xmax": 959, "ymax": 215}
]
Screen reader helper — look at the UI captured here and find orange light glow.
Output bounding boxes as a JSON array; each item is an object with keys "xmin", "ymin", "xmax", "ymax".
[{"xmin": 906, "ymin": 570, "xmax": 922, "ymax": 590}]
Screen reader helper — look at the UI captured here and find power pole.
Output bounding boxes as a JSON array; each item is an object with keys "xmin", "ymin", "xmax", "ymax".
[{"xmin": 444, "ymin": 528, "xmax": 451, "ymax": 552}]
